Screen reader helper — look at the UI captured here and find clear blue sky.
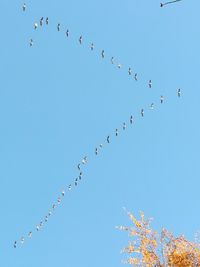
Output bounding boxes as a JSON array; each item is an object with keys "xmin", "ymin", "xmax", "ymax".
[{"xmin": 1, "ymin": 0, "xmax": 200, "ymax": 266}]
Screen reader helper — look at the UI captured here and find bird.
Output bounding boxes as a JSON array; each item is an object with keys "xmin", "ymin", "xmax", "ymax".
[
  {"xmin": 160, "ymin": 0, "xmax": 182, "ymax": 7},
  {"xmin": 75, "ymin": 178, "xmax": 78, "ymax": 186},
  {"xmin": 45, "ymin": 216, "xmax": 48, "ymax": 222},
  {"xmin": 95, "ymin": 148, "xmax": 98, "ymax": 155},
  {"xmin": 148, "ymin": 80, "xmax": 152, "ymax": 88},
  {"xmin": 22, "ymin": 3, "xmax": 26, "ymax": 12},
  {"xmin": 46, "ymin": 17, "xmax": 49, "ymax": 25},
  {"xmin": 61, "ymin": 191, "xmax": 65, "ymax": 196},
  {"xmin": 57, "ymin": 23, "xmax": 60, "ymax": 31},
  {"xmin": 48, "ymin": 211, "xmax": 52, "ymax": 216},
  {"xmin": 134, "ymin": 73, "xmax": 138, "ymax": 81},
  {"xmin": 66, "ymin": 29, "xmax": 69, "ymax": 37},
  {"xmin": 177, "ymin": 88, "xmax": 181, "ymax": 97},
  {"xmin": 52, "ymin": 204, "xmax": 56, "ymax": 209},
  {"xmin": 128, "ymin": 68, "xmax": 132, "ymax": 75},
  {"xmin": 79, "ymin": 35, "xmax": 83, "ymax": 44},
  {"xmin": 90, "ymin": 43, "xmax": 94, "ymax": 50},
  {"xmin": 99, "ymin": 144, "xmax": 103, "ymax": 148},
  {"xmin": 101, "ymin": 50, "xmax": 105, "ymax": 58},
  {"xmin": 117, "ymin": 64, "xmax": 122, "ymax": 69},
  {"xmin": 77, "ymin": 163, "xmax": 81, "ymax": 170},
  {"xmin": 28, "ymin": 231, "xmax": 32, "ymax": 238},
  {"xmin": 107, "ymin": 135, "xmax": 110, "ymax": 143},
  {"xmin": 82, "ymin": 156, "xmax": 87, "ymax": 164},
  {"xmin": 14, "ymin": 241, "xmax": 17, "ymax": 248},
  {"xmin": 160, "ymin": 95, "xmax": 164, "ymax": 104},
  {"xmin": 111, "ymin": 57, "xmax": 114, "ymax": 64},
  {"xmin": 39, "ymin": 221, "xmax": 43, "ymax": 228},
  {"xmin": 141, "ymin": 109, "xmax": 144, "ymax": 117},
  {"xmin": 21, "ymin": 237, "xmax": 25, "ymax": 244},
  {"xmin": 123, "ymin": 123, "xmax": 126, "ymax": 130},
  {"xmin": 34, "ymin": 23, "xmax": 38, "ymax": 30},
  {"xmin": 57, "ymin": 197, "xmax": 61, "ymax": 204},
  {"xmin": 40, "ymin": 17, "xmax": 44, "ymax": 26},
  {"xmin": 36, "ymin": 225, "xmax": 40, "ymax": 231},
  {"xmin": 68, "ymin": 184, "xmax": 72, "ymax": 190},
  {"xmin": 79, "ymin": 172, "xmax": 82, "ymax": 180},
  {"xmin": 29, "ymin": 39, "xmax": 33, "ymax": 47},
  {"xmin": 115, "ymin": 129, "xmax": 119, "ymax": 136},
  {"xmin": 130, "ymin": 115, "xmax": 133, "ymax": 124},
  {"xmin": 150, "ymin": 103, "xmax": 154, "ymax": 110}
]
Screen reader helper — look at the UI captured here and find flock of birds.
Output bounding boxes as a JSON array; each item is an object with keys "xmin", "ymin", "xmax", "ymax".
[{"xmin": 14, "ymin": 2, "xmax": 182, "ymax": 249}]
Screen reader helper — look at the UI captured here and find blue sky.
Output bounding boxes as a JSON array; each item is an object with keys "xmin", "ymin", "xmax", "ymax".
[{"xmin": 1, "ymin": 0, "xmax": 200, "ymax": 266}]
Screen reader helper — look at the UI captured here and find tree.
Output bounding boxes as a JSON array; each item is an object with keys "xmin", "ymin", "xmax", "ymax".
[{"xmin": 117, "ymin": 210, "xmax": 200, "ymax": 266}]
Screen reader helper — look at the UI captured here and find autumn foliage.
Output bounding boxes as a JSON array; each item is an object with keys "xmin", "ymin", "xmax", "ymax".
[{"xmin": 117, "ymin": 211, "xmax": 200, "ymax": 267}]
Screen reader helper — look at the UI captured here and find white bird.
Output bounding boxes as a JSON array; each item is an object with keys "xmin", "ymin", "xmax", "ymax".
[
  {"xmin": 68, "ymin": 184, "xmax": 72, "ymax": 190},
  {"xmin": 148, "ymin": 80, "xmax": 152, "ymax": 88},
  {"xmin": 36, "ymin": 225, "xmax": 40, "ymax": 231},
  {"xmin": 160, "ymin": 95, "xmax": 164, "ymax": 104},
  {"xmin": 34, "ymin": 23, "xmax": 38, "ymax": 30},
  {"xmin": 21, "ymin": 237, "xmax": 25, "ymax": 244},
  {"xmin": 117, "ymin": 64, "xmax": 122, "ymax": 69},
  {"xmin": 150, "ymin": 103, "xmax": 154, "ymax": 110},
  {"xmin": 134, "ymin": 73, "xmax": 138, "ymax": 81},
  {"xmin": 57, "ymin": 23, "xmax": 60, "ymax": 31},
  {"xmin": 101, "ymin": 50, "xmax": 105, "ymax": 58},
  {"xmin": 99, "ymin": 144, "xmax": 103, "ymax": 148},
  {"xmin": 141, "ymin": 109, "xmax": 144, "ymax": 117},
  {"xmin": 22, "ymin": 3, "xmax": 26, "ymax": 12},
  {"xmin": 177, "ymin": 88, "xmax": 181, "ymax": 97},
  {"xmin": 82, "ymin": 156, "xmax": 87, "ymax": 164},
  {"xmin": 29, "ymin": 38, "xmax": 33, "ymax": 47},
  {"xmin": 128, "ymin": 68, "xmax": 132, "ymax": 75},
  {"xmin": 61, "ymin": 191, "xmax": 65, "ymax": 196}
]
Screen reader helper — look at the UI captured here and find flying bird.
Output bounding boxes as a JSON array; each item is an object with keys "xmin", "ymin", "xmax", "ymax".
[
  {"xmin": 40, "ymin": 17, "xmax": 44, "ymax": 26},
  {"xmin": 28, "ymin": 231, "xmax": 32, "ymax": 238},
  {"xmin": 57, "ymin": 23, "xmax": 60, "ymax": 31},
  {"xmin": 34, "ymin": 23, "xmax": 38, "ymax": 30},
  {"xmin": 77, "ymin": 163, "xmax": 81, "ymax": 170},
  {"xmin": 130, "ymin": 115, "xmax": 133, "ymax": 124},
  {"xmin": 107, "ymin": 135, "xmax": 110, "ymax": 143},
  {"xmin": 46, "ymin": 17, "xmax": 49, "ymax": 25},
  {"xmin": 29, "ymin": 38, "xmax": 33, "ymax": 47},
  {"xmin": 160, "ymin": 95, "xmax": 164, "ymax": 104},
  {"xmin": 22, "ymin": 3, "xmax": 26, "ymax": 12},
  {"xmin": 123, "ymin": 123, "xmax": 126, "ymax": 130},
  {"xmin": 160, "ymin": 0, "xmax": 182, "ymax": 7},
  {"xmin": 14, "ymin": 241, "xmax": 17, "ymax": 248},
  {"xmin": 177, "ymin": 88, "xmax": 181, "ymax": 97},
  {"xmin": 101, "ymin": 50, "xmax": 105, "ymax": 58},
  {"xmin": 115, "ymin": 129, "xmax": 119, "ymax": 136},
  {"xmin": 95, "ymin": 148, "xmax": 98, "ymax": 155},
  {"xmin": 148, "ymin": 80, "xmax": 152, "ymax": 88},
  {"xmin": 117, "ymin": 64, "xmax": 122, "ymax": 69},
  {"xmin": 90, "ymin": 43, "xmax": 94, "ymax": 50},
  {"xmin": 150, "ymin": 103, "xmax": 154, "ymax": 110},
  {"xmin": 111, "ymin": 57, "xmax": 114, "ymax": 64},
  {"xmin": 134, "ymin": 73, "xmax": 138, "ymax": 81},
  {"xmin": 79, "ymin": 35, "xmax": 83, "ymax": 44},
  {"xmin": 141, "ymin": 109, "xmax": 144, "ymax": 117},
  {"xmin": 128, "ymin": 68, "xmax": 132, "ymax": 75},
  {"xmin": 66, "ymin": 29, "xmax": 69, "ymax": 37}
]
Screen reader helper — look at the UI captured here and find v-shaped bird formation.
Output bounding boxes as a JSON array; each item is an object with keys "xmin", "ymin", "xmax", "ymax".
[{"xmin": 13, "ymin": 2, "xmax": 182, "ymax": 248}]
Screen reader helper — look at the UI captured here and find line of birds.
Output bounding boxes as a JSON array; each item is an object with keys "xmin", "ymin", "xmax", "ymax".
[
  {"xmin": 13, "ymin": 88, "xmax": 181, "ymax": 248},
  {"xmin": 14, "ymin": 3, "xmax": 182, "ymax": 248},
  {"xmin": 160, "ymin": 0, "xmax": 183, "ymax": 7}
]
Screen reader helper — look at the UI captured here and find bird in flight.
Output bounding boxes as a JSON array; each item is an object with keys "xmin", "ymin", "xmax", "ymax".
[
  {"xmin": 22, "ymin": 3, "xmax": 26, "ymax": 12},
  {"xmin": 160, "ymin": 0, "xmax": 182, "ymax": 7},
  {"xmin": 177, "ymin": 88, "xmax": 181, "ymax": 97}
]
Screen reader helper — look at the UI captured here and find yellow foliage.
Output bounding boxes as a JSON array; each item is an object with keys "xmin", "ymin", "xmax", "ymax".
[{"xmin": 118, "ymin": 211, "xmax": 200, "ymax": 267}]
